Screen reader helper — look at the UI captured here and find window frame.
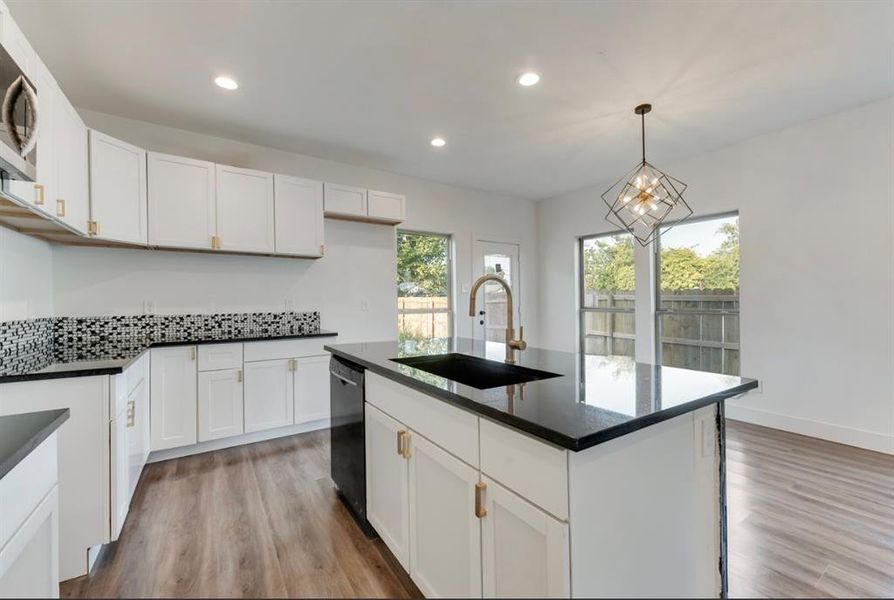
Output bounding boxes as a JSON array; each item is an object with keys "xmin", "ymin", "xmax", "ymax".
[
  {"xmin": 653, "ymin": 210, "xmax": 740, "ymax": 374},
  {"xmin": 397, "ymin": 229, "xmax": 454, "ymax": 340},
  {"xmin": 578, "ymin": 229, "xmax": 636, "ymax": 358}
]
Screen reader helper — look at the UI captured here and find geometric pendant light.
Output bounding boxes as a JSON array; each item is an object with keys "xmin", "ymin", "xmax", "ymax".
[{"xmin": 601, "ymin": 104, "xmax": 692, "ymax": 246}]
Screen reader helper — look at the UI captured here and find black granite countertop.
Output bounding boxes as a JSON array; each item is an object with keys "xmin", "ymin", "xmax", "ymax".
[
  {"xmin": 0, "ymin": 330, "xmax": 338, "ymax": 384},
  {"xmin": 325, "ymin": 338, "xmax": 758, "ymax": 451},
  {"xmin": 0, "ymin": 408, "xmax": 70, "ymax": 480}
]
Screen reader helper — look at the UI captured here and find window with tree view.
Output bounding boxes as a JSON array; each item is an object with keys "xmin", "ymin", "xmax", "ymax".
[
  {"xmin": 397, "ymin": 231, "xmax": 452, "ymax": 342},
  {"xmin": 580, "ymin": 233, "xmax": 635, "ymax": 357},
  {"xmin": 657, "ymin": 214, "xmax": 739, "ymax": 375}
]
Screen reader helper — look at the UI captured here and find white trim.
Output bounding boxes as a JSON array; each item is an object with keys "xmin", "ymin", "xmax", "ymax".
[
  {"xmin": 726, "ymin": 405, "xmax": 894, "ymax": 455},
  {"xmin": 147, "ymin": 419, "xmax": 329, "ymax": 463}
]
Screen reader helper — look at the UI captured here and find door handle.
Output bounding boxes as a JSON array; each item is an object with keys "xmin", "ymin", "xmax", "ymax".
[
  {"xmin": 475, "ymin": 482, "xmax": 487, "ymax": 518},
  {"xmin": 330, "ymin": 371, "xmax": 357, "ymax": 386}
]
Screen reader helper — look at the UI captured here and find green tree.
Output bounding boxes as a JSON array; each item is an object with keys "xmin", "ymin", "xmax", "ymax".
[
  {"xmin": 583, "ymin": 235, "xmax": 635, "ymax": 292},
  {"xmin": 397, "ymin": 232, "xmax": 448, "ymax": 297}
]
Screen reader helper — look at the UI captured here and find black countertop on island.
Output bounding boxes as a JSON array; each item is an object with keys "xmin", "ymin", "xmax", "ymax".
[
  {"xmin": 0, "ymin": 408, "xmax": 70, "ymax": 480},
  {"xmin": 0, "ymin": 330, "xmax": 338, "ymax": 384},
  {"xmin": 325, "ymin": 338, "xmax": 758, "ymax": 451}
]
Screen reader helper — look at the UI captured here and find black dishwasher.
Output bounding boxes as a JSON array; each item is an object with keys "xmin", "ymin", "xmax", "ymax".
[{"xmin": 329, "ymin": 355, "xmax": 376, "ymax": 537}]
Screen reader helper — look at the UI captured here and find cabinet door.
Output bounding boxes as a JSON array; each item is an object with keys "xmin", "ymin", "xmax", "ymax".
[
  {"xmin": 0, "ymin": 486, "xmax": 59, "ymax": 599},
  {"xmin": 481, "ymin": 476, "xmax": 570, "ymax": 599},
  {"xmin": 110, "ymin": 415, "xmax": 129, "ymax": 540},
  {"xmin": 365, "ymin": 403, "xmax": 410, "ymax": 570},
  {"xmin": 215, "ymin": 164, "xmax": 274, "ymax": 253},
  {"xmin": 198, "ymin": 368, "xmax": 244, "ymax": 442},
  {"xmin": 149, "ymin": 346, "xmax": 198, "ymax": 451},
  {"xmin": 273, "ymin": 174, "xmax": 323, "ymax": 257},
  {"xmin": 367, "ymin": 190, "xmax": 405, "ymax": 222},
  {"xmin": 53, "ymin": 92, "xmax": 89, "ymax": 234},
  {"xmin": 408, "ymin": 432, "xmax": 482, "ymax": 598},
  {"xmin": 147, "ymin": 152, "xmax": 215, "ymax": 249},
  {"xmin": 294, "ymin": 355, "xmax": 330, "ymax": 424},
  {"xmin": 243, "ymin": 359, "xmax": 293, "ymax": 433},
  {"xmin": 30, "ymin": 58, "xmax": 55, "ymax": 214},
  {"xmin": 88, "ymin": 130, "xmax": 147, "ymax": 244},
  {"xmin": 127, "ymin": 372, "xmax": 149, "ymax": 500},
  {"xmin": 323, "ymin": 182, "xmax": 366, "ymax": 216}
]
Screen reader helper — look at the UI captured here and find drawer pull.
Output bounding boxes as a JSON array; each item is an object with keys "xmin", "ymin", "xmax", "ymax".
[
  {"xmin": 126, "ymin": 399, "xmax": 135, "ymax": 428},
  {"xmin": 475, "ymin": 482, "xmax": 487, "ymax": 519},
  {"xmin": 34, "ymin": 183, "xmax": 44, "ymax": 205}
]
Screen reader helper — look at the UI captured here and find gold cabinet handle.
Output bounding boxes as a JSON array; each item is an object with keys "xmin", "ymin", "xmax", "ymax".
[
  {"xmin": 211, "ymin": 235, "xmax": 220, "ymax": 249},
  {"xmin": 396, "ymin": 429, "xmax": 411, "ymax": 458},
  {"xmin": 34, "ymin": 183, "xmax": 44, "ymax": 205},
  {"xmin": 56, "ymin": 198, "xmax": 66, "ymax": 217},
  {"xmin": 237, "ymin": 369, "xmax": 243, "ymax": 383},
  {"xmin": 126, "ymin": 399, "xmax": 135, "ymax": 428},
  {"xmin": 288, "ymin": 358, "xmax": 297, "ymax": 372},
  {"xmin": 190, "ymin": 347, "xmax": 196, "ymax": 361},
  {"xmin": 320, "ymin": 244, "xmax": 325, "ymax": 255},
  {"xmin": 475, "ymin": 482, "xmax": 487, "ymax": 519}
]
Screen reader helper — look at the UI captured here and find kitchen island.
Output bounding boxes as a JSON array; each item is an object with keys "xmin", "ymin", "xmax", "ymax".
[{"xmin": 326, "ymin": 337, "xmax": 757, "ymax": 599}]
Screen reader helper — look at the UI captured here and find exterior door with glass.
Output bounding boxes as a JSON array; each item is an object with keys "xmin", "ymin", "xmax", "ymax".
[{"xmin": 472, "ymin": 240, "xmax": 520, "ymax": 346}]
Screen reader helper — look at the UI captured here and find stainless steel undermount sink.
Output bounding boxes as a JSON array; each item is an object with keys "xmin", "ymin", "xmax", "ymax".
[{"xmin": 390, "ymin": 353, "xmax": 561, "ymax": 390}]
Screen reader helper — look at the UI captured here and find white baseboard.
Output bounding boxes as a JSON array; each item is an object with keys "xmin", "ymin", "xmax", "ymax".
[
  {"xmin": 147, "ymin": 419, "xmax": 331, "ymax": 463},
  {"xmin": 726, "ymin": 404, "xmax": 893, "ymax": 455}
]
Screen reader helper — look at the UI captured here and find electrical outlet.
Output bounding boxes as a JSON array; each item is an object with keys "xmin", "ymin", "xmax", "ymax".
[
  {"xmin": 284, "ymin": 299, "xmax": 295, "ymax": 312},
  {"xmin": 143, "ymin": 300, "xmax": 156, "ymax": 315},
  {"xmin": 360, "ymin": 300, "xmax": 369, "ymax": 312}
]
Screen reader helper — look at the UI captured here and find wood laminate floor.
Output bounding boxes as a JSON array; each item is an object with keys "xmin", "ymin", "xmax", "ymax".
[{"xmin": 61, "ymin": 421, "xmax": 894, "ymax": 599}]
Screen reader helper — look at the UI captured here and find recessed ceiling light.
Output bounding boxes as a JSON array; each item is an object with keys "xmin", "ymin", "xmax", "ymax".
[
  {"xmin": 214, "ymin": 76, "xmax": 238, "ymax": 90},
  {"xmin": 517, "ymin": 72, "xmax": 541, "ymax": 87},
  {"xmin": 430, "ymin": 137, "xmax": 446, "ymax": 148}
]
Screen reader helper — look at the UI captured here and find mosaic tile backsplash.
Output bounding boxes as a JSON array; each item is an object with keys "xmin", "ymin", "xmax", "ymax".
[{"xmin": 0, "ymin": 311, "xmax": 321, "ymax": 368}]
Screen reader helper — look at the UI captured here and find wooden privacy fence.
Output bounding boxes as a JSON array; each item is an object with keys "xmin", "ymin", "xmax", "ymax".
[{"xmin": 398, "ymin": 297, "xmax": 450, "ymax": 339}]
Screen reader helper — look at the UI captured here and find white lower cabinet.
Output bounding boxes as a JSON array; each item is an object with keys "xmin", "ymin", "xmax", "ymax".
[
  {"xmin": 198, "ymin": 368, "xmax": 244, "ymax": 442},
  {"xmin": 294, "ymin": 355, "xmax": 330, "ymax": 424},
  {"xmin": 365, "ymin": 403, "xmax": 410, "ymax": 570},
  {"xmin": 409, "ymin": 434, "xmax": 482, "ymax": 598},
  {"xmin": 149, "ymin": 346, "xmax": 198, "ymax": 451},
  {"xmin": 481, "ymin": 476, "xmax": 570, "ymax": 598},
  {"xmin": 243, "ymin": 359, "xmax": 294, "ymax": 433}
]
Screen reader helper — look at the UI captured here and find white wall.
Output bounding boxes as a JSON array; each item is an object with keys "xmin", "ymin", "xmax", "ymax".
[
  {"xmin": 0, "ymin": 226, "xmax": 53, "ymax": 322},
  {"xmin": 52, "ymin": 110, "xmax": 539, "ymax": 344},
  {"xmin": 536, "ymin": 97, "xmax": 894, "ymax": 454}
]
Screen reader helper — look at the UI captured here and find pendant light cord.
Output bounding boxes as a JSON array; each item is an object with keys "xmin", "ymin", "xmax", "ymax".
[{"xmin": 641, "ymin": 112, "xmax": 646, "ymax": 163}]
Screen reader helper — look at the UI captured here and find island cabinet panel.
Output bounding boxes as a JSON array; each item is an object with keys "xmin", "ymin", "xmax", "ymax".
[
  {"xmin": 365, "ymin": 372, "xmax": 479, "ymax": 467},
  {"xmin": 479, "ymin": 418, "xmax": 568, "ymax": 520},
  {"xmin": 567, "ymin": 407, "xmax": 720, "ymax": 599},
  {"xmin": 198, "ymin": 368, "xmax": 244, "ymax": 442},
  {"xmin": 149, "ymin": 346, "xmax": 198, "ymax": 451},
  {"xmin": 481, "ymin": 475, "xmax": 570, "ymax": 599},
  {"xmin": 0, "ymin": 482, "xmax": 59, "ymax": 599},
  {"xmin": 243, "ymin": 359, "xmax": 294, "ymax": 433},
  {"xmin": 147, "ymin": 152, "xmax": 216, "ymax": 250},
  {"xmin": 408, "ymin": 433, "xmax": 482, "ymax": 599},
  {"xmin": 0, "ymin": 376, "xmax": 110, "ymax": 581},
  {"xmin": 365, "ymin": 403, "xmax": 410, "ymax": 570}
]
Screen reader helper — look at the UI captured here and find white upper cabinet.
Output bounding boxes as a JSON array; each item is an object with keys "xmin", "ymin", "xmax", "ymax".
[
  {"xmin": 147, "ymin": 152, "xmax": 215, "ymax": 249},
  {"xmin": 88, "ymin": 130, "xmax": 147, "ymax": 244},
  {"xmin": 367, "ymin": 189, "xmax": 406, "ymax": 222},
  {"xmin": 323, "ymin": 182, "xmax": 366, "ymax": 217},
  {"xmin": 53, "ymin": 92, "xmax": 89, "ymax": 234},
  {"xmin": 274, "ymin": 174, "xmax": 323, "ymax": 257},
  {"xmin": 0, "ymin": 4, "xmax": 34, "ymax": 77},
  {"xmin": 215, "ymin": 164, "xmax": 274, "ymax": 253}
]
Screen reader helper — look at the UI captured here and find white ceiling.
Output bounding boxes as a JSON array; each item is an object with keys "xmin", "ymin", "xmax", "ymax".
[{"xmin": 9, "ymin": 0, "xmax": 894, "ymax": 200}]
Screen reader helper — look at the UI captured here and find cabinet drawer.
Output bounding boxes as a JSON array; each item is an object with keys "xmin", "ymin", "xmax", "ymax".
[
  {"xmin": 198, "ymin": 343, "xmax": 243, "ymax": 371},
  {"xmin": 0, "ymin": 433, "xmax": 57, "ymax": 550},
  {"xmin": 480, "ymin": 418, "xmax": 568, "ymax": 520},
  {"xmin": 365, "ymin": 372, "xmax": 478, "ymax": 467},
  {"xmin": 323, "ymin": 183, "xmax": 366, "ymax": 216},
  {"xmin": 366, "ymin": 190, "xmax": 405, "ymax": 222},
  {"xmin": 243, "ymin": 338, "xmax": 329, "ymax": 362}
]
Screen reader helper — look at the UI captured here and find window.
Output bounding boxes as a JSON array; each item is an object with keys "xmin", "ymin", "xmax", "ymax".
[
  {"xmin": 656, "ymin": 214, "xmax": 739, "ymax": 375},
  {"xmin": 579, "ymin": 232, "xmax": 636, "ymax": 357},
  {"xmin": 397, "ymin": 231, "xmax": 452, "ymax": 341}
]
